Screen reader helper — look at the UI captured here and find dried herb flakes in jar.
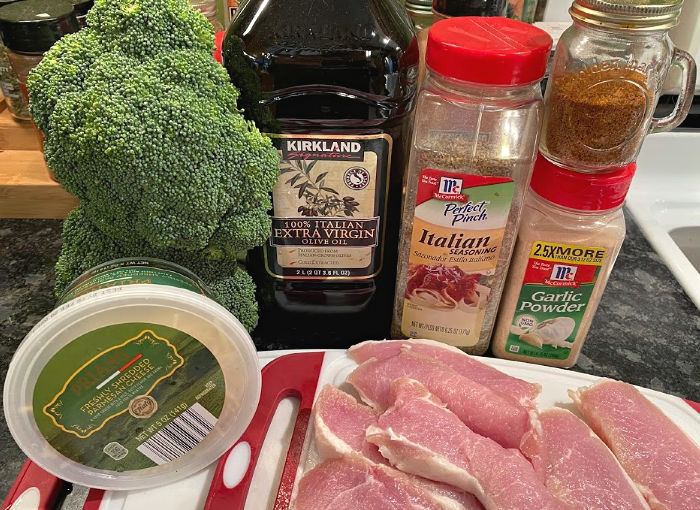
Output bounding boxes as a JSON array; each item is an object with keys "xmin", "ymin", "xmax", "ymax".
[{"xmin": 543, "ymin": 64, "xmax": 651, "ymax": 169}]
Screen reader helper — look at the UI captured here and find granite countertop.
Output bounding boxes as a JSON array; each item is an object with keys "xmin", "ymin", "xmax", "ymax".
[{"xmin": 1, "ymin": 211, "xmax": 699, "ymax": 498}]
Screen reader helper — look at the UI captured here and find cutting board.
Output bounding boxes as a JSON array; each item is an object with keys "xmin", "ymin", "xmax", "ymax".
[{"xmin": 3, "ymin": 350, "xmax": 700, "ymax": 510}]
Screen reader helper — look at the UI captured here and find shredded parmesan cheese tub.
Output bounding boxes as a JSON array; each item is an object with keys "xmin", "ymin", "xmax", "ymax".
[
  {"xmin": 3, "ymin": 258, "xmax": 261, "ymax": 490},
  {"xmin": 492, "ymin": 155, "xmax": 634, "ymax": 368}
]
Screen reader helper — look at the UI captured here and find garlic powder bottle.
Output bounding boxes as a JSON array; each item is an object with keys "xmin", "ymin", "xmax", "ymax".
[{"xmin": 492, "ymin": 154, "xmax": 634, "ymax": 368}]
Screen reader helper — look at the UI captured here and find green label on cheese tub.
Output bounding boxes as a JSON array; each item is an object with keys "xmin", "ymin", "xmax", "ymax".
[
  {"xmin": 33, "ymin": 323, "xmax": 225, "ymax": 471},
  {"xmin": 57, "ymin": 259, "xmax": 210, "ymax": 305}
]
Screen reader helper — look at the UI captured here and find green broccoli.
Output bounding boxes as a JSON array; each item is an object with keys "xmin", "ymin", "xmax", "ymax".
[
  {"xmin": 28, "ymin": 0, "xmax": 279, "ymax": 253},
  {"xmin": 28, "ymin": 0, "xmax": 279, "ymax": 331},
  {"xmin": 57, "ymin": 207, "xmax": 259, "ymax": 331}
]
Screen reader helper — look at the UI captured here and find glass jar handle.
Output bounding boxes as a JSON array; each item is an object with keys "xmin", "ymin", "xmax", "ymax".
[{"xmin": 650, "ymin": 48, "xmax": 697, "ymax": 134}]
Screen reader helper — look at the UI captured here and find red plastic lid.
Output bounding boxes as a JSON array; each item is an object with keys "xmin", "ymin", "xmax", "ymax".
[
  {"xmin": 214, "ymin": 30, "xmax": 225, "ymax": 64},
  {"xmin": 426, "ymin": 17, "xmax": 552, "ymax": 85},
  {"xmin": 530, "ymin": 153, "xmax": 636, "ymax": 211}
]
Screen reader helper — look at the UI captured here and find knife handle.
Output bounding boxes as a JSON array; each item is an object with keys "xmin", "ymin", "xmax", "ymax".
[
  {"xmin": 1, "ymin": 460, "xmax": 64, "ymax": 510},
  {"xmin": 204, "ymin": 351, "xmax": 325, "ymax": 510}
]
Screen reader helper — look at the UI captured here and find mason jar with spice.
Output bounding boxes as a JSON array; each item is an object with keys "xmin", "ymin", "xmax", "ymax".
[
  {"xmin": 492, "ymin": 154, "xmax": 634, "ymax": 368},
  {"xmin": 540, "ymin": 0, "xmax": 697, "ymax": 172},
  {"xmin": 392, "ymin": 17, "xmax": 552, "ymax": 355},
  {"xmin": 0, "ymin": 0, "xmax": 79, "ymax": 103}
]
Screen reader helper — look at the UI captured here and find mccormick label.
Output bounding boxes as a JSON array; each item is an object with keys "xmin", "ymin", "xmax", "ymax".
[
  {"xmin": 504, "ymin": 241, "xmax": 607, "ymax": 360},
  {"xmin": 401, "ymin": 169, "xmax": 515, "ymax": 347},
  {"xmin": 266, "ymin": 133, "xmax": 392, "ymax": 280},
  {"xmin": 33, "ymin": 323, "xmax": 225, "ymax": 471}
]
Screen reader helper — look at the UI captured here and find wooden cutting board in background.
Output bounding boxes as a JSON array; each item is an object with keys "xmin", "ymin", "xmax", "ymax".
[{"xmin": 0, "ymin": 102, "xmax": 78, "ymax": 219}]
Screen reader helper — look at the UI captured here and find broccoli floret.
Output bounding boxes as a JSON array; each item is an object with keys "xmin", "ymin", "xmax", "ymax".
[
  {"xmin": 207, "ymin": 269, "xmax": 259, "ymax": 332},
  {"xmin": 28, "ymin": 0, "xmax": 279, "ymax": 330},
  {"xmin": 87, "ymin": 0, "xmax": 214, "ymax": 58},
  {"xmin": 57, "ymin": 207, "xmax": 259, "ymax": 331},
  {"xmin": 28, "ymin": 0, "xmax": 279, "ymax": 254}
]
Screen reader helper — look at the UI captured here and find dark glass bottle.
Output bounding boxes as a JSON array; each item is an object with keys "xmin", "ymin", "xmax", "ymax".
[
  {"xmin": 223, "ymin": 0, "xmax": 418, "ymax": 348},
  {"xmin": 433, "ymin": 0, "xmax": 507, "ymax": 19}
]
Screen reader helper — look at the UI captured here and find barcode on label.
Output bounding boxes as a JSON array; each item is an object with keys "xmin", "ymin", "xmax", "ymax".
[{"xmin": 137, "ymin": 403, "xmax": 217, "ymax": 465}]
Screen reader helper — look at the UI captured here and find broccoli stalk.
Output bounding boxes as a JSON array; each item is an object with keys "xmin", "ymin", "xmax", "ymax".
[{"xmin": 28, "ymin": 0, "xmax": 279, "ymax": 331}]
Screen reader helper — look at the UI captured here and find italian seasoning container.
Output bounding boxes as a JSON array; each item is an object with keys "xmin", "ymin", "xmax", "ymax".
[
  {"xmin": 392, "ymin": 17, "xmax": 551, "ymax": 354},
  {"xmin": 492, "ymin": 155, "xmax": 634, "ymax": 367},
  {"xmin": 540, "ymin": 0, "xmax": 696, "ymax": 172}
]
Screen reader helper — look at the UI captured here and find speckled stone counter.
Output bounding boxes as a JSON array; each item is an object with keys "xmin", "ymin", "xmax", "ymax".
[{"xmin": 1, "ymin": 211, "xmax": 698, "ymax": 497}]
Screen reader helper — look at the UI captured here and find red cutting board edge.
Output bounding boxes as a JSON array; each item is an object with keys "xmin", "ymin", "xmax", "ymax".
[
  {"xmin": 90, "ymin": 350, "xmax": 700, "ymax": 510},
  {"xmin": 6, "ymin": 350, "xmax": 699, "ymax": 510}
]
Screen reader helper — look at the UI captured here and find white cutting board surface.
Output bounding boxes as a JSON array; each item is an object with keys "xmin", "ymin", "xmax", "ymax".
[{"xmin": 96, "ymin": 349, "xmax": 700, "ymax": 510}]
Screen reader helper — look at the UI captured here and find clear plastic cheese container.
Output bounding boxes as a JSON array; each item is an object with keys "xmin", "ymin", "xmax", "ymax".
[{"xmin": 3, "ymin": 258, "xmax": 261, "ymax": 490}]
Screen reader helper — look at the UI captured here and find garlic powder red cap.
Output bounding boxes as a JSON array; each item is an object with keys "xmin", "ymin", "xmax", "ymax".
[{"xmin": 530, "ymin": 153, "xmax": 636, "ymax": 211}]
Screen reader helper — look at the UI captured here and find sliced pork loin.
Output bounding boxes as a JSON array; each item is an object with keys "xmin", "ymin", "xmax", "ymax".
[
  {"xmin": 572, "ymin": 380, "xmax": 700, "ymax": 510},
  {"xmin": 520, "ymin": 408, "xmax": 650, "ymax": 510},
  {"xmin": 313, "ymin": 385, "xmax": 484, "ymax": 510},
  {"xmin": 347, "ymin": 350, "xmax": 533, "ymax": 449},
  {"xmin": 293, "ymin": 456, "xmax": 484, "ymax": 510},
  {"xmin": 349, "ymin": 339, "xmax": 540, "ymax": 406},
  {"xmin": 365, "ymin": 378, "xmax": 569, "ymax": 510},
  {"xmin": 314, "ymin": 385, "xmax": 385, "ymax": 464}
]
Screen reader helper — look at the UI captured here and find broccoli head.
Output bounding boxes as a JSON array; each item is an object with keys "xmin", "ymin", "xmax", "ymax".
[
  {"xmin": 28, "ymin": 0, "xmax": 279, "ymax": 254},
  {"xmin": 87, "ymin": 0, "xmax": 214, "ymax": 58},
  {"xmin": 57, "ymin": 206, "xmax": 259, "ymax": 331}
]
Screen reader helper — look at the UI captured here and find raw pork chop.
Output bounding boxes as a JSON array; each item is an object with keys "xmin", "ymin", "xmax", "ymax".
[
  {"xmin": 520, "ymin": 408, "xmax": 650, "ymax": 510},
  {"xmin": 347, "ymin": 350, "xmax": 532, "ymax": 449},
  {"xmin": 365, "ymin": 378, "xmax": 568, "ymax": 510},
  {"xmin": 313, "ymin": 385, "xmax": 485, "ymax": 510},
  {"xmin": 314, "ymin": 385, "xmax": 385, "ymax": 464},
  {"xmin": 293, "ymin": 456, "xmax": 482, "ymax": 510},
  {"xmin": 572, "ymin": 380, "xmax": 700, "ymax": 510},
  {"xmin": 349, "ymin": 339, "xmax": 540, "ymax": 405}
]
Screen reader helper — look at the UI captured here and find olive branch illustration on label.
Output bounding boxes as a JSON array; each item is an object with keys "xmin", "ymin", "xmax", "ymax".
[{"xmin": 280, "ymin": 159, "xmax": 360, "ymax": 217}]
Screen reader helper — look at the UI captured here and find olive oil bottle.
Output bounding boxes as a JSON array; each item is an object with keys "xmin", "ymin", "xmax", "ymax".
[{"xmin": 223, "ymin": 0, "xmax": 418, "ymax": 347}]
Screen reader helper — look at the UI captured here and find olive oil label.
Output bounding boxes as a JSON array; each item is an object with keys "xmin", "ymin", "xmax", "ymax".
[
  {"xmin": 266, "ymin": 133, "xmax": 392, "ymax": 279},
  {"xmin": 504, "ymin": 241, "xmax": 607, "ymax": 360},
  {"xmin": 402, "ymin": 169, "xmax": 515, "ymax": 346},
  {"xmin": 33, "ymin": 323, "xmax": 225, "ymax": 471},
  {"xmin": 58, "ymin": 259, "xmax": 210, "ymax": 305}
]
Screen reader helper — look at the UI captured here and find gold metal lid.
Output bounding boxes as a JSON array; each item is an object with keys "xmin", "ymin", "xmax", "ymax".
[{"xmin": 570, "ymin": 0, "xmax": 684, "ymax": 30}]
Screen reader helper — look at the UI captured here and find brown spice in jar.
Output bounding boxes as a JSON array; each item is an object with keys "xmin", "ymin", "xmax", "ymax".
[{"xmin": 543, "ymin": 64, "xmax": 651, "ymax": 169}]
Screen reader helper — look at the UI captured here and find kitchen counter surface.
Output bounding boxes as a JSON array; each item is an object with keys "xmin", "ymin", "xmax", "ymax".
[{"xmin": 1, "ymin": 211, "xmax": 699, "ymax": 497}]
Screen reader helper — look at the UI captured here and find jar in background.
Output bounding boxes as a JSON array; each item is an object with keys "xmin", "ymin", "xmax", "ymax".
[
  {"xmin": 433, "ymin": 0, "xmax": 507, "ymax": 21},
  {"xmin": 406, "ymin": 0, "xmax": 433, "ymax": 30},
  {"xmin": 392, "ymin": 17, "xmax": 551, "ymax": 354},
  {"xmin": 506, "ymin": 0, "xmax": 538, "ymax": 23},
  {"xmin": 0, "ymin": 0, "xmax": 27, "ymax": 119},
  {"xmin": 540, "ymin": 0, "xmax": 697, "ymax": 172},
  {"xmin": 492, "ymin": 155, "xmax": 633, "ymax": 368},
  {"xmin": 73, "ymin": 0, "xmax": 94, "ymax": 29},
  {"xmin": 0, "ymin": 0, "xmax": 78, "ymax": 103},
  {"xmin": 190, "ymin": 0, "xmax": 224, "ymax": 32}
]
